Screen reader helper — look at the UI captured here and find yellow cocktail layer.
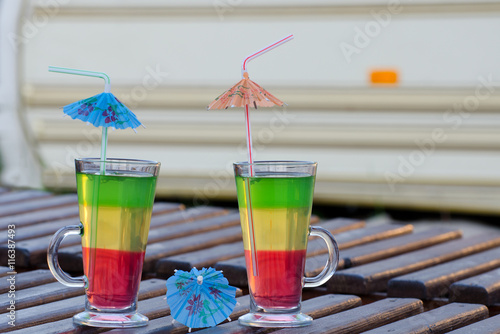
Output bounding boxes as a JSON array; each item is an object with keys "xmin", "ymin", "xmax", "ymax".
[
  {"xmin": 79, "ymin": 204, "xmax": 152, "ymax": 252},
  {"xmin": 239, "ymin": 207, "xmax": 311, "ymax": 251}
]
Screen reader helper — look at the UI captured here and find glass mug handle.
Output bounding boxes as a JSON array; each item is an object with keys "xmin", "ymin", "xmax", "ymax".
[
  {"xmin": 304, "ymin": 225, "xmax": 340, "ymax": 288},
  {"xmin": 47, "ymin": 224, "xmax": 86, "ymax": 288}
]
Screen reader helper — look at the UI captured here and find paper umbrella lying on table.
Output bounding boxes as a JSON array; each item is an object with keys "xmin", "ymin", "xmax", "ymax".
[{"xmin": 166, "ymin": 267, "xmax": 237, "ymax": 331}]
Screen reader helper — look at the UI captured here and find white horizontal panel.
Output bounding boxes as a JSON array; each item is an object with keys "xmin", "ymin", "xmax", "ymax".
[
  {"xmin": 27, "ymin": 111, "xmax": 500, "ymax": 152},
  {"xmin": 24, "ymin": 85, "xmax": 500, "ymax": 112},
  {"xmin": 33, "ymin": 0, "xmax": 500, "ymax": 8},
  {"xmin": 314, "ymin": 181, "xmax": 500, "ymax": 214},
  {"xmin": 27, "ymin": 107, "xmax": 500, "ymax": 127}
]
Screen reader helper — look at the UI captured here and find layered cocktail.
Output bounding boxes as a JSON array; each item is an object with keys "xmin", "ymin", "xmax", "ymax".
[
  {"xmin": 234, "ymin": 161, "xmax": 339, "ymax": 328},
  {"xmin": 77, "ymin": 167, "xmax": 157, "ymax": 309},
  {"xmin": 236, "ymin": 172, "xmax": 314, "ymax": 308},
  {"xmin": 48, "ymin": 158, "xmax": 160, "ymax": 328}
]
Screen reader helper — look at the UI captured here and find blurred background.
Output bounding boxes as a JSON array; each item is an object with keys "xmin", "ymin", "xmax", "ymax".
[{"xmin": 1, "ymin": 0, "xmax": 499, "ymax": 216}]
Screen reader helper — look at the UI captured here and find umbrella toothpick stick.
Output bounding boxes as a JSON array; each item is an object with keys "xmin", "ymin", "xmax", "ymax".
[
  {"xmin": 49, "ymin": 66, "xmax": 112, "ymax": 174},
  {"xmin": 239, "ymin": 34, "xmax": 294, "ymax": 277}
]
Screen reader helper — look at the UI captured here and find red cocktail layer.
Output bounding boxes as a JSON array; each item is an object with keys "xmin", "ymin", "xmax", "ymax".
[
  {"xmin": 83, "ymin": 247, "xmax": 145, "ymax": 309},
  {"xmin": 245, "ymin": 249, "xmax": 307, "ymax": 308}
]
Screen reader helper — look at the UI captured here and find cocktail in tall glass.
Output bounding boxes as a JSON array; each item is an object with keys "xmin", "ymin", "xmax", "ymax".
[
  {"xmin": 48, "ymin": 158, "xmax": 160, "ymax": 328},
  {"xmin": 234, "ymin": 161, "xmax": 339, "ymax": 327}
]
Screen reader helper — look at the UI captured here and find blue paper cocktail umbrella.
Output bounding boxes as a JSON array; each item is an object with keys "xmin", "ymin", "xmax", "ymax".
[
  {"xmin": 166, "ymin": 267, "xmax": 237, "ymax": 332},
  {"xmin": 49, "ymin": 66, "xmax": 143, "ymax": 173}
]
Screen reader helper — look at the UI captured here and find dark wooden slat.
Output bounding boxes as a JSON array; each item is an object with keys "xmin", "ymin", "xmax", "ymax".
[
  {"xmin": 447, "ymin": 314, "xmax": 500, "ymax": 334},
  {"xmin": 150, "ymin": 206, "xmax": 228, "ymax": 228},
  {"xmin": 301, "ymin": 294, "xmax": 362, "ymax": 319},
  {"xmin": 449, "ymin": 267, "xmax": 500, "ymax": 305},
  {"xmin": 3, "ymin": 295, "xmax": 83, "ymax": 332},
  {"xmin": 216, "ymin": 224, "xmax": 413, "ymax": 287},
  {"xmin": 147, "ymin": 212, "xmax": 240, "ymax": 244},
  {"xmin": 327, "ymin": 233, "xmax": 500, "ymax": 294},
  {"xmin": 151, "ymin": 201, "xmax": 185, "ymax": 215},
  {"xmin": 305, "ymin": 252, "xmax": 346, "ymax": 278},
  {"xmin": 272, "ymin": 298, "xmax": 423, "ymax": 334},
  {"xmin": 0, "ymin": 269, "xmax": 56, "ymax": 293},
  {"xmin": 214, "ymin": 257, "xmax": 248, "ymax": 287},
  {"xmin": 156, "ymin": 242, "xmax": 244, "ymax": 278},
  {"xmin": 0, "ymin": 281, "xmax": 85, "ymax": 314},
  {"xmin": 0, "ymin": 278, "xmax": 166, "ymax": 333},
  {"xmin": 285, "ymin": 218, "xmax": 366, "ymax": 260},
  {"xmin": 55, "ymin": 245, "xmax": 88, "ymax": 273},
  {"xmin": 0, "ymin": 205, "xmax": 79, "ymax": 230},
  {"xmin": 0, "ymin": 194, "xmax": 78, "ymax": 218},
  {"xmin": 362, "ymin": 303, "xmax": 488, "ymax": 334},
  {"xmin": 0, "ymin": 266, "xmax": 11, "ymax": 277},
  {"xmin": 0, "ymin": 190, "xmax": 51, "ymax": 205},
  {"xmin": 308, "ymin": 224, "xmax": 414, "ymax": 254},
  {"xmin": 143, "ymin": 226, "xmax": 243, "ymax": 272},
  {"xmin": 137, "ymin": 293, "xmax": 172, "ymax": 320},
  {"xmin": 312, "ymin": 218, "xmax": 366, "ymax": 234},
  {"xmin": 388, "ymin": 247, "xmax": 500, "ymax": 299}
]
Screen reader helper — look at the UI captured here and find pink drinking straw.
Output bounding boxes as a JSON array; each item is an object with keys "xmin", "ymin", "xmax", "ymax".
[
  {"xmin": 241, "ymin": 34, "xmax": 294, "ymax": 277},
  {"xmin": 241, "ymin": 34, "xmax": 294, "ymax": 175}
]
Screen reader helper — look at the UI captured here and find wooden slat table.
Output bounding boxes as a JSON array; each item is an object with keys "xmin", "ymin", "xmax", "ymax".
[{"xmin": 0, "ymin": 188, "xmax": 499, "ymax": 333}]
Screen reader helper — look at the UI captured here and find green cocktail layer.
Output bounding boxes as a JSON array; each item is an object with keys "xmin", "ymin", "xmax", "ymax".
[
  {"xmin": 76, "ymin": 171, "xmax": 157, "ymax": 208},
  {"xmin": 235, "ymin": 173, "xmax": 315, "ymax": 209}
]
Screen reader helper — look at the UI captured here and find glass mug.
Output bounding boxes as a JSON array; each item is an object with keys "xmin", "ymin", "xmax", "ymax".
[
  {"xmin": 234, "ymin": 161, "xmax": 339, "ymax": 327},
  {"xmin": 47, "ymin": 158, "xmax": 160, "ymax": 328}
]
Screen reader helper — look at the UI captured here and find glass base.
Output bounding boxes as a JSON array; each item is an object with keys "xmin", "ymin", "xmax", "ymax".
[
  {"xmin": 73, "ymin": 310, "xmax": 148, "ymax": 328},
  {"xmin": 239, "ymin": 312, "xmax": 313, "ymax": 328}
]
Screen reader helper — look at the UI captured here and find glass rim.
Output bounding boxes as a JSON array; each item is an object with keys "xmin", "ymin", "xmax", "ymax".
[
  {"xmin": 233, "ymin": 160, "xmax": 317, "ymax": 167},
  {"xmin": 75, "ymin": 157, "xmax": 160, "ymax": 166}
]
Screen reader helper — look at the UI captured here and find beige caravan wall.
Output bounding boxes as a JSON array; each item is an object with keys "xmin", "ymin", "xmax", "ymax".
[{"xmin": 8, "ymin": 0, "xmax": 500, "ymax": 213}]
